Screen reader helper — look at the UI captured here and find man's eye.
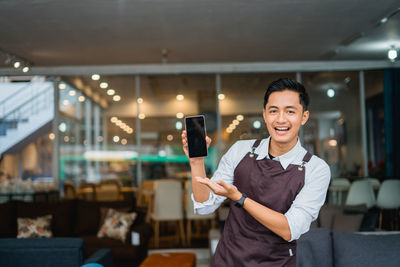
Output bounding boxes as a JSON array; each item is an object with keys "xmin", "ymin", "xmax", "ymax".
[
  {"xmin": 287, "ymin": 110, "xmax": 295, "ymax": 114},
  {"xmin": 269, "ymin": 110, "xmax": 277, "ymax": 113}
]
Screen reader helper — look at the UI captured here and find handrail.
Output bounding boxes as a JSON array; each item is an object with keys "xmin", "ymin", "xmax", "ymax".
[
  {"xmin": 0, "ymin": 82, "xmax": 33, "ymax": 106},
  {"xmin": 0, "ymin": 84, "xmax": 53, "ymax": 120}
]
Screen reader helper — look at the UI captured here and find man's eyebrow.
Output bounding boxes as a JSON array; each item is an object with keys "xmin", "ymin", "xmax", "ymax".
[{"xmin": 267, "ymin": 105, "xmax": 298, "ymax": 109}]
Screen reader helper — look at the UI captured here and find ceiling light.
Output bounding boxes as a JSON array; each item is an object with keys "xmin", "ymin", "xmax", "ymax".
[
  {"xmin": 175, "ymin": 121, "xmax": 183, "ymax": 130},
  {"xmin": 229, "ymin": 124, "xmax": 236, "ymax": 130},
  {"xmin": 100, "ymin": 82, "xmax": 108, "ymax": 89},
  {"xmin": 64, "ymin": 136, "xmax": 70, "ymax": 142},
  {"xmin": 137, "ymin": 97, "xmax": 143, "ymax": 104},
  {"xmin": 49, "ymin": 133, "xmax": 55, "ymax": 140},
  {"xmin": 176, "ymin": 112, "xmax": 184, "ymax": 119},
  {"xmin": 63, "ymin": 100, "xmax": 70, "ymax": 106},
  {"xmin": 236, "ymin": 115, "xmax": 244, "ymax": 121},
  {"xmin": 253, "ymin": 120, "xmax": 261, "ymax": 129},
  {"xmin": 226, "ymin": 128, "xmax": 232, "ymax": 133},
  {"xmin": 232, "ymin": 119, "xmax": 239, "ymax": 126},
  {"xmin": 78, "ymin": 95, "xmax": 85, "ymax": 102},
  {"xmin": 91, "ymin": 74, "xmax": 100, "ymax": 80},
  {"xmin": 13, "ymin": 61, "xmax": 21, "ymax": 69},
  {"xmin": 158, "ymin": 150, "xmax": 167, "ymax": 157},
  {"xmin": 328, "ymin": 139, "xmax": 337, "ymax": 147},
  {"xmin": 218, "ymin": 93, "xmax": 225, "ymax": 100},
  {"xmin": 107, "ymin": 89, "xmax": 115, "ymax": 95},
  {"xmin": 121, "ymin": 123, "xmax": 126, "ymax": 128},
  {"xmin": 59, "ymin": 122, "xmax": 67, "ymax": 132},
  {"xmin": 110, "ymin": 117, "xmax": 118, "ymax": 123},
  {"xmin": 113, "ymin": 95, "xmax": 121, "ymax": 102},
  {"xmin": 138, "ymin": 113, "xmax": 146, "ymax": 119},
  {"xmin": 113, "ymin": 136, "xmax": 120, "ymax": 143},
  {"xmin": 380, "ymin": 17, "xmax": 388, "ymax": 24},
  {"xmin": 327, "ymin": 88, "xmax": 335, "ymax": 98},
  {"xmin": 121, "ymin": 138, "xmax": 127, "ymax": 145},
  {"xmin": 58, "ymin": 83, "xmax": 66, "ymax": 90},
  {"xmin": 176, "ymin": 94, "xmax": 184, "ymax": 101},
  {"xmin": 22, "ymin": 66, "xmax": 30, "ymax": 73},
  {"xmin": 127, "ymin": 129, "xmax": 133, "ymax": 134},
  {"xmin": 167, "ymin": 134, "xmax": 174, "ymax": 141},
  {"xmin": 69, "ymin": 90, "xmax": 76, "ymax": 96},
  {"xmin": 388, "ymin": 47, "xmax": 398, "ymax": 61}
]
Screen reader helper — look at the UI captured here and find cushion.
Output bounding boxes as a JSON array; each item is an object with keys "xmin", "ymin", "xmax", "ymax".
[
  {"xmin": 333, "ymin": 232, "xmax": 400, "ymax": 267},
  {"xmin": 17, "ymin": 200, "xmax": 75, "ymax": 236},
  {"xmin": 97, "ymin": 208, "xmax": 137, "ymax": 242},
  {"xmin": 297, "ymin": 228, "xmax": 333, "ymax": 267},
  {"xmin": 343, "ymin": 204, "xmax": 368, "ymax": 214},
  {"xmin": 99, "ymin": 207, "xmax": 131, "ymax": 227},
  {"xmin": 332, "ymin": 214, "xmax": 363, "ymax": 232},
  {"xmin": 17, "ymin": 214, "xmax": 53, "ymax": 238}
]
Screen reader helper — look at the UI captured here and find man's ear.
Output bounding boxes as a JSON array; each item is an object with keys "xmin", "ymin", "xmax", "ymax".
[
  {"xmin": 262, "ymin": 108, "xmax": 267, "ymax": 122},
  {"xmin": 301, "ymin": 110, "xmax": 310, "ymax": 125}
]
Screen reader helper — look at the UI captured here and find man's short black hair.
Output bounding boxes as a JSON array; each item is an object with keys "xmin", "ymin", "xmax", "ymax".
[{"xmin": 263, "ymin": 78, "xmax": 309, "ymax": 111}]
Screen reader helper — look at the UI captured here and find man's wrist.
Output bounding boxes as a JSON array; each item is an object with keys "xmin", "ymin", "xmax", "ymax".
[
  {"xmin": 189, "ymin": 158, "xmax": 205, "ymax": 165},
  {"xmin": 231, "ymin": 191, "xmax": 242, "ymax": 202}
]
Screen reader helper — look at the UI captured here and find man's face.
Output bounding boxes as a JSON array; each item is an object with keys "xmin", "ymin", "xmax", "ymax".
[{"xmin": 263, "ymin": 90, "xmax": 309, "ymax": 146}]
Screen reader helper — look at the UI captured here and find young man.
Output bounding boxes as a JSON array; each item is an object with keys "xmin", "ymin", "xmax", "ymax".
[{"xmin": 181, "ymin": 78, "xmax": 330, "ymax": 267}]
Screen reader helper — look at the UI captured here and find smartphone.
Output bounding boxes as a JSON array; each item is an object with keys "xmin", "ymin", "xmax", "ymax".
[{"xmin": 185, "ymin": 115, "xmax": 208, "ymax": 158}]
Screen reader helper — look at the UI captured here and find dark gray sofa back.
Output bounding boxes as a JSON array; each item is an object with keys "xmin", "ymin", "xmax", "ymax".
[{"xmin": 297, "ymin": 228, "xmax": 333, "ymax": 267}]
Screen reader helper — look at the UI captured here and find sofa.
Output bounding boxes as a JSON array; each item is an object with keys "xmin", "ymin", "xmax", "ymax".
[
  {"xmin": 0, "ymin": 238, "xmax": 112, "ymax": 267},
  {"xmin": 0, "ymin": 198, "xmax": 153, "ymax": 267},
  {"xmin": 297, "ymin": 227, "xmax": 400, "ymax": 267}
]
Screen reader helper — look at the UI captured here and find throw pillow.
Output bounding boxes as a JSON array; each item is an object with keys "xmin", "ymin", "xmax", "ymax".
[
  {"xmin": 99, "ymin": 206, "xmax": 131, "ymax": 228},
  {"xmin": 17, "ymin": 214, "xmax": 53, "ymax": 238},
  {"xmin": 97, "ymin": 208, "xmax": 136, "ymax": 242}
]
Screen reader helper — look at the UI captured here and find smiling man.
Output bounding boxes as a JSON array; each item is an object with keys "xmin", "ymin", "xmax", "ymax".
[{"xmin": 182, "ymin": 78, "xmax": 331, "ymax": 267}]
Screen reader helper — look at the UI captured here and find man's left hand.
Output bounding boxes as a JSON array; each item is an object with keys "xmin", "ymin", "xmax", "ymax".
[{"xmin": 194, "ymin": 176, "xmax": 242, "ymax": 201}]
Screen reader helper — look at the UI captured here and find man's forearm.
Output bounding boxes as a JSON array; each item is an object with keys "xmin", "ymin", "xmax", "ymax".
[
  {"xmin": 243, "ymin": 198, "xmax": 292, "ymax": 241},
  {"xmin": 190, "ymin": 159, "xmax": 211, "ymax": 202}
]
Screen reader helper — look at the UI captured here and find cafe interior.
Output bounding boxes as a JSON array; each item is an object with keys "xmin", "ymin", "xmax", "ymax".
[{"xmin": 0, "ymin": 1, "xmax": 400, "ymax": 267}]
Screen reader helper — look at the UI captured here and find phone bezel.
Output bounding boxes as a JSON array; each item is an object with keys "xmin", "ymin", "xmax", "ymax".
[{"xmin": 184, "ymin": 115, "xmax": 208, "ymax": 158}]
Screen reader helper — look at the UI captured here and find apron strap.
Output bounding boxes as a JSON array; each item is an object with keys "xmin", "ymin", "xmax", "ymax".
[
  {"xmin": 298, "ymin": 152, "xmax": 313, "ymax": 171},
  {"xmin": 249, "ymin": 139, "xmax": 262, "ymax": 158}
]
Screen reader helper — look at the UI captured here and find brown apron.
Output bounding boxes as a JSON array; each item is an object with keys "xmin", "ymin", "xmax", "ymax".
[{"xmin": 212, "ymin": 140, "xmax": 312, "ymax": 267}]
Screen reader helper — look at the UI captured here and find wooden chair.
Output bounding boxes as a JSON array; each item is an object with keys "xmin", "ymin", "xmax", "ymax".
[
  {"xmin": 63, "ymin": 181, "xmax": 77, "ymax": 199},
  {"xmin": 150, "ymin": 180, "xmax": 185, "ymax": 248},
  {"xmin": 185, "ymin": 180, "xmax": 216, "ymax": 246},
  {"xmin": 77, "ymin": 182, "xmax": 97, "ymax": 201},
  {"xmin": 96, "ymin": 180, "xmax": 122, "ymax": 201}
]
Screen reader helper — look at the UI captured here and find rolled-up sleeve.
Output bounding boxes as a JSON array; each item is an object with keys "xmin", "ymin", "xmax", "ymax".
[
  {"xmin": 284, "ymin": 158, "xmax": 331, "ymax": 241},
  {"xmin": 192, "ymin": 141, "xmax": 246, "ymax": 215}
]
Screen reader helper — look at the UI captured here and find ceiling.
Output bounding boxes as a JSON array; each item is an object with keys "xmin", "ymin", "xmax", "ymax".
[{"xmin": 0, "ymin": 0, "xmax": 399, "ymax": 68}]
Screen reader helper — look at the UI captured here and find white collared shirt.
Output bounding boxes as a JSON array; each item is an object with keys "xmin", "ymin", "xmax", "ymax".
[{"xmin": 192, "ymin": 136, "xmax": 331, "ymax": 242}]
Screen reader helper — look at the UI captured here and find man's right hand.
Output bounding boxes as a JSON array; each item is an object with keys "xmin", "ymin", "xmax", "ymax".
[{"xmin": 181, "ymin": 130, "xmax": 212, "ymax": 162}]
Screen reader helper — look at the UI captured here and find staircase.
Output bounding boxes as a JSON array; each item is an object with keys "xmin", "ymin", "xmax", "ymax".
[{"xmin": 0, "ymin": 81, "xmax": 54, "ymax": 156}]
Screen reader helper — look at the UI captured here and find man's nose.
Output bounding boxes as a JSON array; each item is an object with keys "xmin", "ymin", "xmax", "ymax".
[{"xmin": 277, "ymin": 111, "xmax": 286, "ymax": 122}]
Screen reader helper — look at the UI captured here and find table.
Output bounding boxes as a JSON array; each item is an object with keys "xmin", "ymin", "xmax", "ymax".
[{"xmin": 139, "ymin": 253, "xmax": 196, "ymax": 267}]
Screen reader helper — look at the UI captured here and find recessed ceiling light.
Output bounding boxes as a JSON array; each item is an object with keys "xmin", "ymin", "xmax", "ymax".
[
  {"xmin": 176, "ymin": 112, "xmax": 184, "ymax": 119},
  {"xmin": 388, "ymin": 48, "xmax": 398, "ymax": 61},
  {"xmin": 13, "ymin": 61, "xmax": 21, "ymax": 69},
  {"xmin": 121, "ymin": 138, "xmax": 127, "ymax": 145},
  {"xmin": 236, "ymin": 115, "xmax": 244, "ymax": 121},
  {"xmin": 78, "ymin": 95, "xmax": 85, "ymax": 102},
  {"xmin": 58, "ymin": 83, "xmax": 66, "ymax": 90},
  {"xmin": 110, "ymin": 117, "xmax": 118, "ymax": 123},
  {"xmin": 49, "ymin": 133, "xmax": 55, "ymax": 140},
  {"xmin": 22, "ymin": 66, "xmax": 30, "ymax": 73},
  {"xmin": 218, "ymin": 93, "xmax": 225, "ymax": 100},
  {"xmin": 327, "ymin": 88, "xmax": 335, "ymax": 98},
  {"xmin": 175, "ymin": 121, "xmax": 183, "ymax": 130},
  {"xmin": 167, "ymin": 134, "xmax": 174, "ymax": 141},
  {"xmin": 139, "ymin": 113, "xmax": 146, "ymax": 119},
  {"xmin": 63, "ymin": 100, "xmax": 69, "ymax": 106},
  {"xmin": 100, "ymin": 82, "xmax": 108, "ymax": 89},
  {"xmin": 253, "ymin": 120, "xmax": 261, "ymax": 129},
  {"xmin": 232, "ymin": 119, "xmax": 239, "ymax": 126},
  {"xmin": 137, "ymin": 97, "xmax": 143, "ymax": 104},
  {"xmin": 107, "ymin": 89, "xmax": 115, "ymax": 95},
  {"xmin": 113, "ymin": 136, "xmax": 120, "ymax": 143},
  {"xmin": 176, "ymin": 94, "xmax": 184, "ymax": 101},
  {"xmin": 68, "ymin": 90, "xmax": 76, "ymax": 96},
  {"xmin": 91, "ymin": 74, "xmax": 100, "ymax": 80},
  {"xmin": 113, "ymin": 95, "xmax": 121, "ymax": 102}
]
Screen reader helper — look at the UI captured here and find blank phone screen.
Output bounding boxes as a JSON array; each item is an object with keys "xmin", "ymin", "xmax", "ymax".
[{"xmin": 185, "ymin": 116, "xmax": 208, "ymax": 158}]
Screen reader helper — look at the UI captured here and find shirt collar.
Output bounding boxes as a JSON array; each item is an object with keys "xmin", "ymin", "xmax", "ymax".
[{"xmin": 255, "ymin": 136, "xmax": 305, "ymax": 170}]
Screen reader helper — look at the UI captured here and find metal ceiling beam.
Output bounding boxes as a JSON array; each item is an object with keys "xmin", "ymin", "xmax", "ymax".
[{"xmin": 0, "ymin": 60, "xmax": 399, "ymax": 76}]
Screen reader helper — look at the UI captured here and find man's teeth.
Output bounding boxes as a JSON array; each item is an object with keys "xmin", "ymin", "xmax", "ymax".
[{"xmin": 275, "ymin": 127, "xmax": 289, "ymax": 131}]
